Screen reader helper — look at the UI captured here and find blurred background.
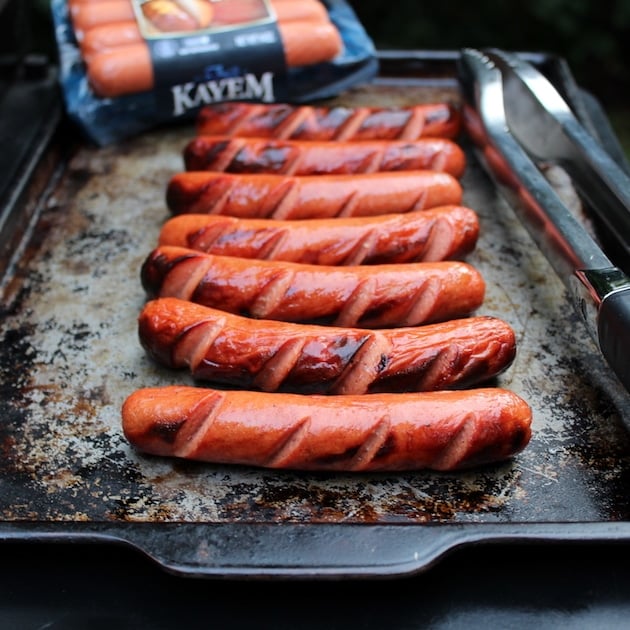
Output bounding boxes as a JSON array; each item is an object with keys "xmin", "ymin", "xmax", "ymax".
[
  {"xmin": 14, "ymin": 0, "xmax": 630, "ymax": 157},
  {"xmin": 347, "ymin": 0, "xmax": 630, "ymax": 158}
]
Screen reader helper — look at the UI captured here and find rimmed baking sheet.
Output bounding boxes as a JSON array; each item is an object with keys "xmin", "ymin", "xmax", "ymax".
[{"xmin": 1, "ymin": 51, "xmax": 630, "ymax": 579}]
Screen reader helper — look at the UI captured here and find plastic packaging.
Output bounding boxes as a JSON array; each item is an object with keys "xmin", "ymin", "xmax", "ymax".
[{"xmin": 50, "ymin": 0, "xmax": 379, "ymax": 145}]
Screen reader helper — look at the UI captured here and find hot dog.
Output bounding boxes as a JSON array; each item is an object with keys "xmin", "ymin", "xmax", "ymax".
[
  {"xmin": 85, "ymin": 44, "xmax": 155, "ymax": 99},
  {"xmin": 139, "ymin": 297, "xmax": 517, "ymax": 394},
  {"xmin": 70, "ymin": 0, "xmax": 329, "ymax": 35},
  {"xmin": 195, "ymin": 102, "xmax": 462, "ymax": 140},
  {"xmin": 140, "ymin": 0, "xmax": 214, "ymax": 32},
  {"xmin": 140, "ymin": 246, "xmax": 486, "ymax": 327},
  {"xmin": 69, "ymin": 0, "xmax": 213, "ymax": 33},
  {"xmin": 69, "ymin": 0, "xmax": 344, "ymax": 98},
  {"xmin": 157, "ymin": 206, "xmax": 480, "ymax": 264},
  {"xmin": 166, "ymin": 171, "xmax": 463, "ymax": 219},
  {"xmin": 121, "ymin": 385, "xmax": 533, "ymax": 471},
  {"xmin": 76, "ymin": 0, "xmax": 331, "ymax": 53},
  {"xmin": 210, "ymin": 0, "xmax": 330, "ymax": 25},
  {"xmin": 182, "ymin": 136, "xmax": 467, "ymax": 177},
  {"xmin": 68, "ymin": 0, "xmax": 136, "ymax": 32},
  {"xmin": 79, "ymin": 21, "xmax": 144, "ymax": 55},
  {"xmin": 84, "ymin": 19, "xmax": 342, "ymax": 98}
]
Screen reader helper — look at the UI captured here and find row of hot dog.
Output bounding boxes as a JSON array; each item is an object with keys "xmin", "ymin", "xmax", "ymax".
[{"xmin": 121, "ymin": 101, "xmax": 533, "ymax": 472}]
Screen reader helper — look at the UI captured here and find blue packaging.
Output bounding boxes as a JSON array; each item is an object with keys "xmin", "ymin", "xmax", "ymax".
[{"xmin": 50, "ymin": 0, "xmax": 379, "ymax": 145}]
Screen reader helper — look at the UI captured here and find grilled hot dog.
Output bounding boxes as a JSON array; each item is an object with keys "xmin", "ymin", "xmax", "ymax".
[
  {"xmin": 139, "ymin": 297, "xmax": 516, "ymax": 394},
  {"xmin": 140, "ymin": 246, "xmax": 486, "ymax": 327},
  {"xmin": 158, "ymin": 206, "xmax": 480, "ymax": 264},
  {"xmin": 182, "ymin": 135, "xmax": 467, "ymax": 177},
  {"xmin": 166, "ymin": 171, "xmax": 463, "ymax": 219},
  {"xmin": 196, "ymin": 102, "xmax": 462, "ymax": 140},
  {"xmin": 121, "ymin": 385, "xmax": 533, "ymax": 471}
]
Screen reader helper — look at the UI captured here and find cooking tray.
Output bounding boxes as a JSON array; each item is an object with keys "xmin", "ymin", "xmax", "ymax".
[{"xmin": 2, "ymin": 50, "xmax": 630, "ymax": 580}]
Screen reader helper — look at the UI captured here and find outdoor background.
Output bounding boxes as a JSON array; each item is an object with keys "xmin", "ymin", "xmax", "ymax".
[{"xmin": 348, "ymin": 0, "xmax": 630, "ymax": 159}]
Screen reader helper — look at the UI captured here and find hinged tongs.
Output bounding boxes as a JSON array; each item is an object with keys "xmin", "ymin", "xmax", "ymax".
[{"xmin": 457, "ymin": 48, "xmax": 630, "ymax": 394}]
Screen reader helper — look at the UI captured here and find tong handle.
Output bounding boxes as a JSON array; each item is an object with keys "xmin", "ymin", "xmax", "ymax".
[
  {"xmin": 486, "ymin": 48, "xmax": 630, "ymax": 257},
  {"xmin": 458, "ymin": 48, "xmax": 630, "ymax": 395},
  {"xmin": 599, "ymin": 288, "xmax": 630, "ymax": 392}
]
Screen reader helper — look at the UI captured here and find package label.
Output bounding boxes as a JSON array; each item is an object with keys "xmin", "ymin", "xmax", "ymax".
[{"xmin": 131, "ymin": 0, "xmax": 287, "ymax": 115}]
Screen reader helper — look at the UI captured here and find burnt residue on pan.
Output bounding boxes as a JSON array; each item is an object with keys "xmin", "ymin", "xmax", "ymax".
[{"xmin": 2, "ymin": 83, "xmax": 630, "ymax": 532}]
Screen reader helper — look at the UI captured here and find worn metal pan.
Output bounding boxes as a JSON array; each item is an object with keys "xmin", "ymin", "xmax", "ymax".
[{"xmin": 1, "ymin": 50, "xmax": 630, "ymax": 579}]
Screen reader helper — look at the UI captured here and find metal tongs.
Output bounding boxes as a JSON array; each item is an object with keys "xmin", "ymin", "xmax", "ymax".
[{"xmin": 457, "ymin": 48, "xmax": 630, "ymax": 394}]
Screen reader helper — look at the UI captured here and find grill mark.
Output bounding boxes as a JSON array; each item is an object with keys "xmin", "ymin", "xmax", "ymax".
[
  {"xmin": 414, "ymin": 343, "xmax": 462, "ymax": 391},
  {"xmin": 212, "ymin": 138, "xmax": 244, "ymax": 171},
  {"xmin": 399, "ymin": 108, "xmax": 426, "ymax": 140},
  {"xmin": 402, "ymin": 276, "xmax": 441, "ymax": 326},
  {"xmin": 257, "ymin": 228, "xmax": 290, "ymax": 260},
  {"xmin": 188, "ymin": 221, "xmax": 232, "ymax": 251},
  {"xmin": 336, "ymin": 189, "xmax": 361, "ymax": 218},
  {"xmin": 429, "ymin": 148, "xmax": 448, "ymax": 172},
  {"xmin": 148, "ymin": 420, "xmax": 185, "ymax": 445},
  {"xmin": 451, "ymin": 339, "xmax": 515, "ymax": 388},
  {"xmin": 268, "ymin": 180, "xmax": 300, "ymax": 219},
  {"xmin": 254, "ymin": 337, "xmax": 307, "ymax": 391},
  {"xmin": 250, "ymin": 270, "xmax": 294, "ymax": 318},
  {"xmin": 283, "ymin": 150, "xmax": 304, "ymax": 176},
  {"xmin": 164, "ymin": 256, "xmax": 213, "ymax": 301},
  {"xmin": 230, "ymin": 104, "xmax": 267, "ymax": 136},
  {"xmin": 175, "ymin": 390, "xmax": 226, "ymax": 457},
  {"xmin": 364, "ymin": 150, "xmax": 383, "ymax": 173},
  {"xmin": 331, "ymin": 334, "xmax": 389, "ymax": 395},
  {"xmin": 342, "ymin": 229, "xmax": 379, "ymax": 265},
  {"xmin": 335, "ymin": 276, "xmax": 377, "ymax": 327},
  {"xmin": 275, "ymin": 109, "xmax": 311, "ymax": 139},
  {"xmin": 424, "ymin": 104, "xmax": 456, "ymax": 135},
  {"xmin": 410, "ymin": 188, "xmax": 429, "ymax": 211},
  {"xmin": 420, "ymin": 217, "xmax": 454, "ymax": 262},
  {"xmin": 431, "ymin": 412, "xmax": 477, "ymax": 470},
  {"xmin": 183, "ymin": 318, "xmax": 226, "ymax": 374},
  {"xmin": 336, "ymin": 108, "xmax": 371, "ymax": 140},
  {"xmin": 266, "ymin": 415, "xmax": 312, "ymax": 468},
  {"xmin": 205, "ymin": 180, "xmax": 233, "ymax": 215},
  {"xmin": 348, "ymin": 417, "xmax": 393, "ymax": 471},
  {"xmin": 228, "ymin": 138, "xmax": 272, "ymax": 172}
]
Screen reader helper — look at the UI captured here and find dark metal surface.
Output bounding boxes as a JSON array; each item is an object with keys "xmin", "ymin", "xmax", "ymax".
[
  {"xmin": 1, "ymin": 51, "xmax": 630, "ymax": 579},
  {"xmin": 0, "ymin": 63, "xmax": 63, "ymax": 285},
  {"xmin": 4, "ymin": 539, "xmax": 630, "ymax": 629}
]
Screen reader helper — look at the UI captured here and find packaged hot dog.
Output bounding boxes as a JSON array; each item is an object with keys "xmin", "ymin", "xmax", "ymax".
[{"xmin": 50, "ymin": 0, "xmax": 378, "ymax": 145}]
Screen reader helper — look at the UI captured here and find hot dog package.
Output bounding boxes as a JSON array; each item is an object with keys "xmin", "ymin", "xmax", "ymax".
[{"xmin": 50, "ymin": 0, "xmax": 378, "ymax": 145}]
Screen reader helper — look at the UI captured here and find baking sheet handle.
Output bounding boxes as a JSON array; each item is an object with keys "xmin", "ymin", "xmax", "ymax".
[{"xmin": 3, "ymin": 521, "xmax": 630, "ymax": 579}]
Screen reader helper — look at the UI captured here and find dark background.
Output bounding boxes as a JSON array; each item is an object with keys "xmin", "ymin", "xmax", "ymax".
[
  {"xmin": 346, "ymin": 0, "xmax": 630, "ymax": 156},
  {"xmin": 347, "ymin": 1, "xmax": 629, "ymax": 107}
]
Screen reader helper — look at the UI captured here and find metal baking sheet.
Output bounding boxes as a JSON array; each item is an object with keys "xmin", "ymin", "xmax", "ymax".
[{"xmin": 2, "ymin": 51, "xmax": 630, "ymax": 579}]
